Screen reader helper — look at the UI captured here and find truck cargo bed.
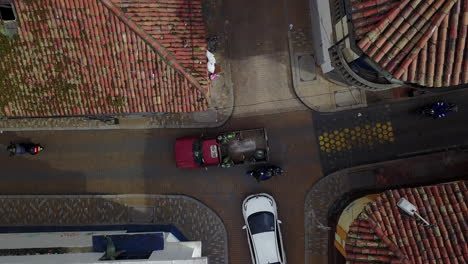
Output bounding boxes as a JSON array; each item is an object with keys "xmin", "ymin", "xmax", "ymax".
[{"xmin": 219, "ymin": 129, "xmax": 269, "ymax": 165}]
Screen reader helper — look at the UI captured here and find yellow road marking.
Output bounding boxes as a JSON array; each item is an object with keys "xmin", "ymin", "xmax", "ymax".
[{"xmin": 318, "ymin": 122, "xmax": 395, "ymax": 153}]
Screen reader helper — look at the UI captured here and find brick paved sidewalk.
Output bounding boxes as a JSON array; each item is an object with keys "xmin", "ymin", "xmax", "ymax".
[
  {"xmin": 284, "ymin": 0, "xmax": 366, "ymax": 112},
  {"xmin": 304, "ymin": 150, "xmax": 468, "ymax": 264},
  {"xmin": 0, "ymin": 194, "xmax": 228, "ymax": 264}
]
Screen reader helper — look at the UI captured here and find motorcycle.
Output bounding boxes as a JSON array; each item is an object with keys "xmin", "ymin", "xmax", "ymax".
[
  {"xmin": 247, "ymin": 165, "xmax": 285, "ymax": 182},
  {"xmin": 7, "ymin": 143, "xmax": 44, "ymax": 156},
  {"xmin": 420, "ymin": 101, "xmax": 458, "ymax": 119}
]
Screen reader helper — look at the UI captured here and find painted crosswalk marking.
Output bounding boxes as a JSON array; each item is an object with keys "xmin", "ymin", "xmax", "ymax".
[{"xmin": 318, "ymin": 121, "xmax": 395, "ymax": 153}]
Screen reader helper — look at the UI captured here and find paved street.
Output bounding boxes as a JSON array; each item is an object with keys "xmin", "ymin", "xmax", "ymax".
[
  {"xmin": 0, "ymin": 111, "xmax": 320, "ymax": 264},
  {"xmin": 316, "ymin": 90, "xmax": 468, "ymax": 174},
  {"xmin": 3, "ymin": 91, "xmax": 468, "ymax": 263},
  {"xmin": 1, "ymin": 0, "xmax": 467, "ymax": 262},
  {"xmin": 225, "ymin": 0, "xmax": 308, "ymax": 117}
]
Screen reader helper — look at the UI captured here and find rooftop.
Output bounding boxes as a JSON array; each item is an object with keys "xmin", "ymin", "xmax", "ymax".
[
  {"xmin": 351, "ymin": 0, "xmax": 468, "ymax": 88},
  {"xmin": 0, "ymin": 0, "xmax": 209, "ymax": 117},
  {"xmin": 344, "ymin": 180, "xmax": 467, "ymax": 264}
]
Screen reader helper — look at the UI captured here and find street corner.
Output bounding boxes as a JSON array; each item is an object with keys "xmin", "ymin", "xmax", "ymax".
[
  {"xmin": 0, "ymin": 194, "xmax": 228, "ymax": 264},
  {"xmin": 304, "ymin": 169, "xmax": 349, "ymax": 260},
  {"xmin": 309, "ymin": 168, "xmax": 467, "ymax": 263},
  {"xmin": 290, "ymin": 52, "xmax": 367, "ymax": 112},
  {"xmin": 304, "ymin": 151, "xmax": 468, "ymax": 264},
  {"xmin": 284, "ymin": 2, "xmax": 367, "ymax": 113}
]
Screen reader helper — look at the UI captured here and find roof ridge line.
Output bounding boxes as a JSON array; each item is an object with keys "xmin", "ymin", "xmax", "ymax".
[
  {"xmin": 365, "ymin": 215, "xmax": 411, "ymax": 263},
  {"xmin": 98, "ymin": 0, "xmax": 207, "ymax": 96}
]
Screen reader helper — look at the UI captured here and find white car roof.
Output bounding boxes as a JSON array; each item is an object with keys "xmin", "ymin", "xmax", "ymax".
[
  {"xmin": 252, "ymin": 232, "xmax": 280, "ymax": 264},
  {"xmin": 243, "ymin": 193, "xmax": 283, "ymax": 264},
  {"xmin": 243, "ymin": 193, "xmax": 276, "ymax": 217}
]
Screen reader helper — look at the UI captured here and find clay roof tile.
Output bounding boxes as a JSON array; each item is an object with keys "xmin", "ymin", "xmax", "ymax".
[
  {"xmin": 344, "ymin": 181, "xmax": 468, "ymax": 264},
  {"xmin": 0, "ymin": 0, "xmax": 209, "ymax": 117},
  {"xmin": 351, "ymin": 0, "xmax": 468, "ymax": 88}
]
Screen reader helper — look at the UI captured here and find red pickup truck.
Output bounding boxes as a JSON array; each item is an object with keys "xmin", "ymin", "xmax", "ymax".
[{"xmin": 175, "ymin": 128, "xmax": 269, "ymax": 169}]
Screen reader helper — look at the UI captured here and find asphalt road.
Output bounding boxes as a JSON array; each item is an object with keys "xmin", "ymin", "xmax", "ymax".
[
  {"xmin": 0, "ymin": 111, "xmax": 321, "ymax": 264},
  {"xmin": 315, "ymin": 90, "xmax": 468, "ymax": 174},
  {"xmin": 2, "ymin": 91, "xmax": 468, "ymax": 263}
]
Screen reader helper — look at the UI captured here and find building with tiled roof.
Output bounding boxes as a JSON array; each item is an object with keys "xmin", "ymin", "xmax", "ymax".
[
  {"xmin": 0, "ymin": 0, "xmax": 209, "ymax": 117},
  {"xmin": 334, "ymin": 180, "xmax": 467, "ymax": 264},
  {"xmin": 310, "ymin": 0, "xmax": 468, "ymax": 91}
]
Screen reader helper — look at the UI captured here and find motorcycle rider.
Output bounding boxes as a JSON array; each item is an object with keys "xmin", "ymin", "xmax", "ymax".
[
  {"xmin": 425, "ymin": 101, "xmax": 459, "ymax": 119},
  {"xmin": 7, "ymin": 143, "xmax": 44, "ymax": 156},
  {"xmin": 28, "ymin": 144, "xmax": 43, "ymax": 155},
  {"xmin": 431, "ymin": 101, "xmax": 449, "ymax": 119},
  {"xmin": 248, "ymin": 165, "xmax": 285, "ymax": 182}
]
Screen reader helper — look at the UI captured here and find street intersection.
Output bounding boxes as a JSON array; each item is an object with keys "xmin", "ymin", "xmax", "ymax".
[{"xmin": 2, "ymin": 90, "xmax": 468, "ymax": 263}]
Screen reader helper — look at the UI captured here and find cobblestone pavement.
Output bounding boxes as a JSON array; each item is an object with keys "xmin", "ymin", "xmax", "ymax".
[
  {"xmin": 304, "ymin": 150, "xmax": 468, "ymax": 264},
  {"xmin": 0, "ymin": 195, "xmax": 227, "ymax": 264}
]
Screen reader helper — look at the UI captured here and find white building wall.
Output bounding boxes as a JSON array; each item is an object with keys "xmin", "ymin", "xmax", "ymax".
[
  {"xmin": 0, "ymin": 231, "xmax": 207, "ymax": 264},
  {"xmin": 0, "ymin": 231, "xmax": 127, "ymax": 249},
  {"xmin": 0, "ymin": 253, "xmax": 208, "ymax": 264},
  {"xmin": 309, "ymin": 0, "xmax": 334, "ymax": 73}
]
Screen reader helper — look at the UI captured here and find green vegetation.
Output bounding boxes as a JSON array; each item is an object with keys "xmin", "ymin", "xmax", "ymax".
[
  {"xmin": 0, "ymin": 4, "xmax": 85, "ymax": 117},
  {"xmin": 0, "ymin": 33, "xmax": 19, "ymax": 116},
  {"xmin": 107, "ymin": 94, "xmax": 126, "ymax": 107}
]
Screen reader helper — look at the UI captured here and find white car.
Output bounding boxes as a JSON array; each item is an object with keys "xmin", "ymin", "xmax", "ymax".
[{"xmin": 242, "ymin": 193, "xmax": 286, "ymax": 264}]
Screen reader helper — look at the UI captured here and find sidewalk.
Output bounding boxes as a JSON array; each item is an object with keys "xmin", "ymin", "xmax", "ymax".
[
  {"xmin": 0, "ymin": 194, "xmax": 228, "ymax": 264},
  {"xmin": 0, "ymin": 0, "xmax": 233, "ymax": 131},
  {"xmin": 223, "ymin": 0, "xmax": 307, "ymax": 117},
  {"xmin": 285, "ymin": 0, "xmax": 367, "ymax": 112},
  {"xmin": 304, "ymin": 150, "xmax": 468, "ymax": 264}
]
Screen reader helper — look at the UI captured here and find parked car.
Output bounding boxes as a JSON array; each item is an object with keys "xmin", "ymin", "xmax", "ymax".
[{"xmin": 242, "ymin": 193, "xmax": 286, "ymax": 264}]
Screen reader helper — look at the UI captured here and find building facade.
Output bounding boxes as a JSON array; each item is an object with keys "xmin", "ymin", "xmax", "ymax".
[
  {"xmin": 311, "ymin": 0, "xmax": 468, "ymax": 91},
  {"xmin": 0, "ymin": 225, "xmax": 207, "ymax": 263}
]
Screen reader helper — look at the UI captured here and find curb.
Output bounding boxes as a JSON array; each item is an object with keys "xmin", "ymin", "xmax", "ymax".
[{"xmin": 286, "ymin": 28, "xmax": 368, "ymax": 114}]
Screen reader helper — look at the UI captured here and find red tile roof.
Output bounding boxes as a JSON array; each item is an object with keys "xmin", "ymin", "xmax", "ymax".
[
  {"xmin": 0, "ymin": 0, "xmax": 209, "ymax": 117},
  {"xmin": 345, "ymin": 180, "xmax": 468, "ymax": 264},
  {"xmin": 350, "ymin": 0, "xmax": 468, "ymax": 88}
]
